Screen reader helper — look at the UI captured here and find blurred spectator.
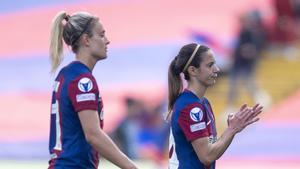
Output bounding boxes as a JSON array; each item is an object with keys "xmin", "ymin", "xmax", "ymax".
[
  {"xmin": 227, "ymin": 10, "xmax": 271, "ymax": 113},
  {"xmin": 138, "ymin": 101, "xmax": 169, "ymax": 167},
  {"xmin": 111, "ymin": 97, "xmax": 145, "ymax": 159},
  {"xmin": 273, "ymin": 0, "xmax": 297, "ymax": 43},
  {"xmin": 291, "ymin": 0, "xmax": 300, "ymax": 27},
  {"xmin": 111, "ymin": 96, "xmax": 169, "ymax": 168},
  {"xmin": 270, "ymin": 0, "xmax": 299, "ymax": 59}
]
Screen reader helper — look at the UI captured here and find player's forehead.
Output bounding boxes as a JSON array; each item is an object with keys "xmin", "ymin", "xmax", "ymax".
[
  {"xmin": 92, "ymin": 21, "xmax": 105, "ymax": 34},
  {"xmin": 201, "ymin": 50, "xmax": 216, "ymax": 63}
]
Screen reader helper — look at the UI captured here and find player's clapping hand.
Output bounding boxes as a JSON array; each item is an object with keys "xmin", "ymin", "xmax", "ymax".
[{"xmin": 227, "ymin": 103, "xmax": 263, "ymax": 134}]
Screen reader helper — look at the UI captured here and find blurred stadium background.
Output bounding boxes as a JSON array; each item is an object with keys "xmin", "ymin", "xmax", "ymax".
[{"xmin": 0, "ymin": 0, "xmax": 300, "ymax": 168}]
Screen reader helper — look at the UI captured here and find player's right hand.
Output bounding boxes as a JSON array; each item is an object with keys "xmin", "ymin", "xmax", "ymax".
[{"xmin": 227, "ymin": 103, "xmax": 263, "ymax": 134}]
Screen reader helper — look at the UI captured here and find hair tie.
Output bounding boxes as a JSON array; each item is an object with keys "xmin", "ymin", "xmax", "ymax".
[{"xmin": 64, "ymin": 14, "xmax": 71, "ymax": 22}]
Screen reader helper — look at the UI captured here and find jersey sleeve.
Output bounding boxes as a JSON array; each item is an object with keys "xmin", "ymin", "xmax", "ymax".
[
  {"xmin": 68, "ymin": 73, "xmax": 99, "ymax": 113},
  {"xmin": 178, "ymin": 102, "xmax": 210, "ymax": 142}
]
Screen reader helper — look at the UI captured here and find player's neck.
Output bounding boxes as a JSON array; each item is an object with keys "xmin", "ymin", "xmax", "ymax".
[
  {"xmin": 187, "ymin": 82, "xmax": 206, "ymax": 99},
  {"xmin": 76, "ymin": 53, "xmax": 96, "ymax": 71}
]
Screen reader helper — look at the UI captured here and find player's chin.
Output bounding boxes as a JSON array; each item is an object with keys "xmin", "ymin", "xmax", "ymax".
[
  {"xmin": 207, "ymin": 79, "xmax": 217, "ymax": 86},
  {"xmin": 99, "ymin": 54, "xmax": 107, "ymax": 60}
]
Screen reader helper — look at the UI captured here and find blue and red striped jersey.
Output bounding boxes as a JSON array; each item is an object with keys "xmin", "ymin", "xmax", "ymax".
[
  {"xmin": 169, "ymin": 89, "xmax": 217, "ymax": 169},
  {"xmin": 48, "ymin": 61, "xmax": 104, "ymax": 169}
]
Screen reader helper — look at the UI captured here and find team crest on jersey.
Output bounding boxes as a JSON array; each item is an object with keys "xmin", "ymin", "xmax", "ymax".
[
  {"xmin": 78, "ymin": 77, "xmax": 93, "ymax": 92},
  {"xmin": 189, "ymin": 107, "xmax": 203, "ymax": 122}
]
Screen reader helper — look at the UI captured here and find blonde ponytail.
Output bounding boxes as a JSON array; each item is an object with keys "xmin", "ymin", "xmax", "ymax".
[{"xmin": 49, "ymin": 11, "xmax": 67, "ymax": 73}]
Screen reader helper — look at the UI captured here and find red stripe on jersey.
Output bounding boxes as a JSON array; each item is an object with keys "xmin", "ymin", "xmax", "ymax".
[{"xmin": 178, "ymin": 102, "xmax": 210, "ymax": 141}]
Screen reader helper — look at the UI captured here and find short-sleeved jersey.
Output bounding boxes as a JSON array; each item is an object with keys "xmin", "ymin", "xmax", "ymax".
[
  {"xmin": 48, "ymin": 61, "xmax": 104, "ymax": 169},
  {"xmin": 169, "ymin": 89, "xmax": 217, "ymax": 169}
]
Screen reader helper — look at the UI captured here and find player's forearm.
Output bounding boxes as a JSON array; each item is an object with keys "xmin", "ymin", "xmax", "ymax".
[
  {"xmin": 206, "ymin": 128, "xmax": 236, "ymax": 163},
  {"xmin": 87, "ymin": 130, "xmax": 137, "ymax": 169}
]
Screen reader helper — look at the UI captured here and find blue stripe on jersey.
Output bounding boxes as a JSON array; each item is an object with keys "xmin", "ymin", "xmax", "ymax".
[
  {"xmin": 169, "ymin": 89, "xmax": 216, "ymax": 169},
  {"xmin": 48, "ymin": 61, "xmax": 100, "ymax": 169}
]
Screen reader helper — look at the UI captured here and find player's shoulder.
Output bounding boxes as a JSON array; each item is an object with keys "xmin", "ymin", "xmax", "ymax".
[
  {"xmin": 174, "ymin": 90, "xmax": 207, "ymax": 116},
  {"xmin": 66, "ymin": 61, "xmax": 91, "ymax": 74},
  {"xmin": 175, "ymin": 90, "xmax": 202, "ymax": 107},
  {"xmin": 60, "ymin": 61, "xmax": 94, "ymax": 81}
]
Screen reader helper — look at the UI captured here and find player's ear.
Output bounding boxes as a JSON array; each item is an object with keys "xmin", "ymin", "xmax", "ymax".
[
  {"xmin": 188, "ymin": 66, "xmax": 197, "ymax": 76},
  {"xmin": 80, "ymin": 34, "xmax": 90, "ymax": 46}
]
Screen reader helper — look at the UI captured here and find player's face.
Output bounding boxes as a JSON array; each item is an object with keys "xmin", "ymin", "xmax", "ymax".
[
  {"xmin": 89, "ymin": 21, "xmax": 110, "ymax": 60},
  {"xmin": 195, "ymin": 50, "xmax": 220, "ymax": 87}
]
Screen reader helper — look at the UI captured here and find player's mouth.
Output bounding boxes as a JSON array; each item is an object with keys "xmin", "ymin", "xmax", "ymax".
[{"xmin": 210, "ymin": 74, "xmax": 218, "ymax": 79}]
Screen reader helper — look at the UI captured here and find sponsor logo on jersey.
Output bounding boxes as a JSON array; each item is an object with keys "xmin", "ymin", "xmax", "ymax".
[
  {"xmin": 190, "ymin": 122, "xmax": 206, "ymax": 132},
  {"xmin": 76, "ymin": 93, "xmax": 96, "ymax": 102},
  {"xmin": 189, "ymin": 107, "xmax": 203, "ymax": 122},
  {"xmin": 78, "ymin": 77, "xmax": 93, "ymax": 92}
]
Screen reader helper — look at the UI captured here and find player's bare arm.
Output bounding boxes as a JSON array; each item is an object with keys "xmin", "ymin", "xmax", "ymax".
[
  {"xmin": 192, "ymin": 104, "xmax": 263, "ymax": 166},
  {"xmin": 78, "ymin": 110, "xmax": 138, "ymax": 169}
]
